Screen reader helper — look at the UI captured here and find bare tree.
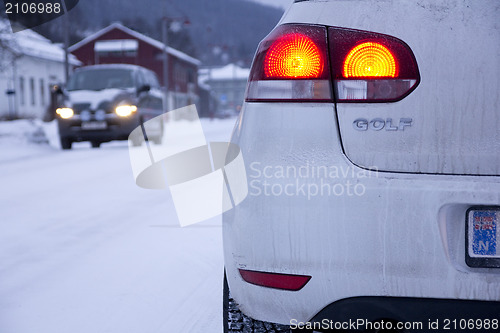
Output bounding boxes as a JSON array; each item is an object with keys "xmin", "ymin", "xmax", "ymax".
[
  {"xmin": 0, "ymin": 20, "xmax": 21, "ymax": 72},
  {"xmin": 0, "ymin": 20, "xmax": 22, "ymax": 119}
]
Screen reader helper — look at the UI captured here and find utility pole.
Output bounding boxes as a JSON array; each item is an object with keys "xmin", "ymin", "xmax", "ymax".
[
  {"xmin": 162, "ymin": 17, "xmax": 169, "ymax": 113},
  {"xmin": 62, "ymin": 0, "xmax": 69, "ymax": 83}
]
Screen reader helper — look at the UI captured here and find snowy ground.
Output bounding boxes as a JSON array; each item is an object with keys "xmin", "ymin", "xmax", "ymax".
[{"xmin": 0, "ymin": 117, "xmax": 237, "ymax": 333}]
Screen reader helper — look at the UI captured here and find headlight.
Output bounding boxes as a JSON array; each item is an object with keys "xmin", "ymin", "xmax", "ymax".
[
  {"xmin": 115, "ymin": 105, "xmax": 137, "ymax": 117},
  {"xmin": 56, "ymin": 108, "xmax": 74, "ymax": 119}
]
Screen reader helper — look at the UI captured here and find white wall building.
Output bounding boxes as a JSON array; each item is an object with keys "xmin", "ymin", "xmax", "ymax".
[
  {"xmin": 0, "ymin": 21, "xmax": 81, "ymax": 119},
  {"xmin": 199, "ymin": 63, "xmax": 250, "ymax": 113}
]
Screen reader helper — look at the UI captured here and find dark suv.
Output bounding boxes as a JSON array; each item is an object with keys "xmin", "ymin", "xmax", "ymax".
[{"xmin": 56, "ymin": 64, "xmax": 164, "ymax": 149}]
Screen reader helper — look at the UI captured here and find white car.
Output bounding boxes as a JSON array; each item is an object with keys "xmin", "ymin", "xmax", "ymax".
[{"xmin": 223, "ymin": 0, "xmax": 500, "ymax": 332}]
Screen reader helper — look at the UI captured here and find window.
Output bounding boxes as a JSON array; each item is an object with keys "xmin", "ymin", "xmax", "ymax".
[
  {"xmin": 40, "ymin": 79, "xmax": 45, "ymax": 106},
  {"xmin": 174, "ymin": 64, "xmax": 187, "ymax": 85},
  {"xmin": 145, "ymin": 70, "xmax": 160, "ymax": 88},
  {"xmin": 66, "ymin": 69, "xmax": 135, "ymax": 91},
  {"xmin": 94, "ymin": 40, "xmax": 139, "ymax": 59},
  {"xmin": 30, "ymin": 78, "xmax": 35, "ymax": 105},
  {"xmin": 187, "ymin": 69, "xmax": 195, "ymax": 84},
  {"xmin": 135, "ymin": 71, "xmax": 145, "ymax": 89},
  {"xmin": 96, "ymin": 50, "xmax": 138, "ymax": 58},
  {"xmin": 19, "ymin": 77, "xmax": 25, "ymax": 106}
]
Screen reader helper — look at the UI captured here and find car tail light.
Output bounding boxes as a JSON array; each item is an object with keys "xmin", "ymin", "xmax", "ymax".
[
  {"xmin": 264, "ymin": 33, "xmax": 324, "ymax": 79},
  {"xmin": 330, "ymin": 27, "xmax": 420, "ymax": 102},
  {"xmin": 245, "ymin": 24, "xmax": 420, "ymax": 103},
  {"xmin": 343, "ymin": 42, "xmax": 398, "ymax": 78},
  {"xmin": 246, "ymin": 25, "xmax": 332, "ymax": 102},
  {"xmin": 239, "ymin": 269, "xmax": 311, "ymax": 291}
]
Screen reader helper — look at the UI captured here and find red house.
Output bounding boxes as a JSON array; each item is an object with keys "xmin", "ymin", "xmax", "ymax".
[{"xmin": 69, "ymin": 23, "xmax": 201, "ymax": 110}]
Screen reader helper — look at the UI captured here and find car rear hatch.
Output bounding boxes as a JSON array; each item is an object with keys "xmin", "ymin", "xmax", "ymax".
[{"xmin": 281, "ymin": 0, "xmax": 500, "ymax": 176}]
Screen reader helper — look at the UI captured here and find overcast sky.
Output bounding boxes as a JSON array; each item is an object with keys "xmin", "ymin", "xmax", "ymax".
[{"xmin": 251, "ymin": 0, "xmax": 294, "ymax": 10}]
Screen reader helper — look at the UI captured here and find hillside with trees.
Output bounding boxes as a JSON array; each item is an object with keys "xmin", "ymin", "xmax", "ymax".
[{"xmin": 29, "ymin": 0, "xmax": 284, "ymax": 66}]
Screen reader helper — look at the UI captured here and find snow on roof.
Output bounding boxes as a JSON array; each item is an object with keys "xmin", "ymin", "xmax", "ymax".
[
  {"xmin": 69, "ymin": 22, "xmax": 201, "ymax": 66},
  {"xmin": 199, "ymin": 64, "xmax": 250, "ymax": 82},
  {"xmin": 0, "ymin": 19, "xmax": 81, "ymax": 65},
  {"xmin": 198, "ymin": 80, "xmax": 211, "ymax": 91}
]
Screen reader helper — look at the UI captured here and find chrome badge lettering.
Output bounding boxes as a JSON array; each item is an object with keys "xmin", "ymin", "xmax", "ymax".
[{"xmin": 353, "ymin": 118, "xmax": 413, "ymax": 132}]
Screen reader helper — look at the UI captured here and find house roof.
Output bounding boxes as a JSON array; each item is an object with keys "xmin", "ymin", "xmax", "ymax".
[
  {"xmin": 0, "ymin": 19, "xmax": 81, "ymax": 65},
  {"xmin": 199, "ymin": 64, "xmax": 250, "ymax": 82},
  {"xmin": 69, "ymin": 22, "xmax": 201, "ymax": 66}
]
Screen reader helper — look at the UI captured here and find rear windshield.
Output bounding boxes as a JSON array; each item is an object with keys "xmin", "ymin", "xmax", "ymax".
[{"xmin": 67, "ymin": 69, "xmax": 135, "ymax": 91}]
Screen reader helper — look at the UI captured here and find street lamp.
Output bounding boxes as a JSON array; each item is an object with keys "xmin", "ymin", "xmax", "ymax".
[
  {"xmin": 161, "ymin": 17, "xmax": 190, "ymax": 112},
  {"xmin": 61, "ymin": 0, "xmax": 70, "ymax": 83}
]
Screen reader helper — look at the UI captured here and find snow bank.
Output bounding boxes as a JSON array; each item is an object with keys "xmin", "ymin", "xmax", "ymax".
[
  {"xmin": 0, "ymin": 116, "xmax": 238, "ymax": 165},
  {"xmin": 0, "ymin": 119, "xmax": 54, "ymax": 163},
  {"xmin": 0, "ymin": 116, "xmax": 238, "ymax": 333}
]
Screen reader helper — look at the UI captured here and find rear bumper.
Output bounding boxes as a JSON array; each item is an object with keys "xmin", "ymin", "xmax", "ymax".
[
  {"xmin": 223, "ymin": 103, "xmax": 500, "ymax": 325},
  {"xmin": 302, "ymin": 297, "xmax": 500, "ymax": 332}
]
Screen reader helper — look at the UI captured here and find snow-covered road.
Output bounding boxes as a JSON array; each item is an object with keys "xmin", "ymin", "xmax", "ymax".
[{"xmin": 0, "ymin": 118, "xmax": 236, "ymax": 333}]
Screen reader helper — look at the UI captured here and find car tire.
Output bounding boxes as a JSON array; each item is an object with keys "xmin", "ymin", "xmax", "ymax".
[
  {"xmin": 224, "ymin": 272, "xmax": 292, "ymax": 333},
  {"xmin": 131, "ymin": 137, "xmax": 142, "ymax": 147},
  {"xmin": 153, "ymin": 123, "xmax": 164, "ymax": 145},
  {"xmin": 91, "ymin": 141, "xmax": 101, "ymax": 148},
  {"xmin": 152, "ymin": 136, "xmax": 162, "ymax": 145},
  {"xmin": 60, "ymin": 137, "xmax": 72, "ymax": 150}
]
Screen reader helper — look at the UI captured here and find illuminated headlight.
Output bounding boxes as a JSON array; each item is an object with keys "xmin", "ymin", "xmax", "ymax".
[
  {"xmin": 56, "ymin": 108, "xmax": 74, "ymax": 119},
  {"xmin": 115, "ymin": 105, "xmax": 137, "ymax": 117}
]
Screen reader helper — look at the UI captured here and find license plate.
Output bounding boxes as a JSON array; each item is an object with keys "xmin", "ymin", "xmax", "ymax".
[
  {"xmin": 81, "ymin": 121, "xmax": 107, "ymax": 130},
  {"xmin": 466, "ymin": 207, "xmax": 500, "ymax": 268}
]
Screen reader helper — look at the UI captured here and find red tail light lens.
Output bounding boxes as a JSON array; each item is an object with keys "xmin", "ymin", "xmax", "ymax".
[
  {"xmin": 245, "ymin": 24, "xmax": 420, "ymax": 103},
  {"xmin": 329, "ymin": 27, "xmax": 420, "ymax": 102},
  {"xmin": 246, "ymin": 24, "xmax": 332, "ymax": 102},
  {"xmin": 264, "ymin": 33, "xmax": 324, "ymax": 79},
  {"xmin": 239, "ymin": 269, "xmax": 311, "ymax": 291},
  {"xmin": 343, "ymin": 42, "xmax": 398, "ymax": 78}
]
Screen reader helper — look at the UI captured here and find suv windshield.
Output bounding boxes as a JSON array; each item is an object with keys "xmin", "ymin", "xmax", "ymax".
[{"xmin": 67, "ymin": 69, "xmax": 135, "ymax": 91}]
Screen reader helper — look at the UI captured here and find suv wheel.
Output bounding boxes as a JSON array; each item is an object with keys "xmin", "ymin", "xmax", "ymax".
[
  {"xmin": 91, "ymin": 141, "xmax": 101, "ymax": 148},
  {"xmin": 60, "ymin": 137, "xmax": 72, "ymax": 150},
  {"xmin": 131, "ymin": 137, "xmax": 142, "ymax": 147},
  {"xmin": 152, "ymin": 136, "xmax": 162, "ymax": 145},
  {"xmin": 224, "ymin": 273, "xmax": 292, "ymax": 333},
  {"xmin": 152, "ymin": 123, "xmax": 164, "ymax": 145}
]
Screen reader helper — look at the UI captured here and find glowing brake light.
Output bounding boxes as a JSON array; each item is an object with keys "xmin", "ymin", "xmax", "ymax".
[
  {"xmin": 265, "ymin": 33, "xmax": 324, "ymax": 79},
  {"xmin": 330, "ymin": 28, "xmax": 420, "ymax": 102},
  {"xmin": 245, "ymin": 24, "xmax": 419, "ymax": 103},
  {"xmin": 246, "ymin": 25, "xmax": 331, "ymax": 102},
  {"xmin": 343, "ymin": 42, "xmax": 398, "ymax": 78}
]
